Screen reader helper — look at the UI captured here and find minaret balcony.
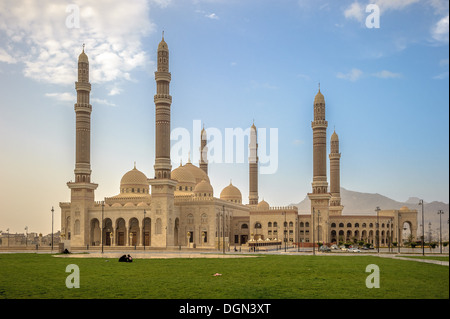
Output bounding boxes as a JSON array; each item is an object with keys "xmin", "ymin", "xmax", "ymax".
[
  {"xmin": 154, "ymin": 94, "xmax": 172, "ymax": 104},
  {"xmin": 154, "ymin": 71, "xmax": 171, "ymax": 82},
  {"xmin": 311, "ymin": 120, "xmax": 328, "ymax": 129},
  {"xmin": 75, "ymin": 81, "xmax": 91, "ymax": 92}
]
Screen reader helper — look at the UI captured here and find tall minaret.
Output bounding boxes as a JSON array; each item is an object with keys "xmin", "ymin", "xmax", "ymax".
[
  {"xmin": 153, "ymin": 32, "xmax": 172, "ymax": 180},
  {"xmin": 66, "ymin": 45, "xmax": 98, "ymax": 246},
  {"xmin": 149, "ymin": 34, "xmax": 177, "ymax": 248},
  {"xmin": 249, "ymin": 122, "xmax": 259, "ymax": 206},
  {"xmin": 308, "ymin": 86, "xmax": 331, "ymax": 243},
  {"xmin": 329, "ymin": 130, "xmax": 344, "ymax": 215},
  {"xmin": 199, "ymin": 125, "xmax": 208, "ymax": 175}
]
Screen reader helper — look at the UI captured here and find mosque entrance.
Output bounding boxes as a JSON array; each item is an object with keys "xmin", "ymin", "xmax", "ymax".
[{"xmin": 118, "ymin": 232, "xmax": 125, "ymax": 246}]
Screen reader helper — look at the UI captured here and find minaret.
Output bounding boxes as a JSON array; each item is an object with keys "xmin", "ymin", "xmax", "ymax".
[
  {"xmin": 66, "ymin": 45, "xmax": 98, "ymax": 246},
  {"xmin": 249, "ymin": 122, "xmax": 259, "ymax": 206},
  {"xmin": 199, "ymin": 125, "xmax": 208, "ymax": 175},
  {"xmin": 308, "ymin": 86, "xmax": 331, "ymax": 243},
  {"xmin": 329, "ymin": 130, "xmax": 344, "ymax": 215},
  {"xmin": 149, "ymin": 33, "xmax": 177, "ymax": 248},
  {"xmin": 153, "ymin": 32, "xmax": 172, "ymax": 180}
]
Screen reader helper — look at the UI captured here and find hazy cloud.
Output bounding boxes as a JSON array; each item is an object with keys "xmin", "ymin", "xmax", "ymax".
[
  {"xmin": 0, "ymin": 0, "xmax": 155, "ymax": 88},
  {"xmin": 337, "ymin": 68, "xmax": 363, "ymax": 81}
]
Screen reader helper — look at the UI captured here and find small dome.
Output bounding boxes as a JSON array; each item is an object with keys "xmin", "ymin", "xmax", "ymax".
[
  {"xmin": 184, "ymin": 162, "xmax": 210, "ymax": 184},
  {"xmin": 158, "ymin": 36, "xmax": 168, "ymax": 51},
  {"xmin": 257, "ymin": 199, "xmax": 270, "ymax": 210},
  {"xmin": 220, "ymin": 182, "xmax": 242, "ymax": 203},
  {"xmin": 78, "ymin": 47, "xmax": 89, "ymax": 63},
  {"xmin": 120, "ymin": 166, "xmax": 148, "ymax": 187},
  {"xmin": 194, "ymin": 179, "xmax": 213, "ymax": 196},
  {"xmin": 314, "ymin": 89, "xmax": 325, "ymax": 105},
  {"xmin": 331, "ymin": 131, "xmax": 339, "ymax": 142},
  {"xmin": 399, "ymin": 206, "xmax": 410, "ymax": 211},
  {"xmin": 171, "ymin": 164, "xmax": 196, "ymax": 185}
]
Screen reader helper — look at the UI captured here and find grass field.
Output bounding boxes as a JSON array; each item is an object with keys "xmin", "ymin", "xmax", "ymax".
[{"xmin": 0, "ymin": 253, "xmax": 448, "ymax": 299}]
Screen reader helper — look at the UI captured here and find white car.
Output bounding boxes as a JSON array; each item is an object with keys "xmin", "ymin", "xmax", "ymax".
[{"xmin": 348, "ymin": 248, "xmax": 361, "ymax": 253}]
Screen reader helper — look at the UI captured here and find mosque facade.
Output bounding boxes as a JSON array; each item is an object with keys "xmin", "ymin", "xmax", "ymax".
[{"xmin": 59, "ymin": 36, "xmax": 417, "ymax": 250}]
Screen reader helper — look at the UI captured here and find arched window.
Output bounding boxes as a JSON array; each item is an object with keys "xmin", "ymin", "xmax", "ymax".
[
  {"xmin": 362, "ymin": 223, "xmax": 367, "ymax": 228},
  {"xmin": 268, "ymin": 222, "xmax": 272, "ymax": 228},
  {"xmin": 201, "ymin": 214, "xmax": 207, "ymax": 224},
  {"xmin": 347, "ymin": 223, "xmax": 352, "ymax": 228},
  {"xmin": 300, "ymin": 222, "xmax": 304, "ymax": 227},
  {"xmin": 274, "ymin": 222, "xmax": 278, "ymax": 228},
  {"xmin": 305, "ymin": 222, "xmax": 309, "ymax": 227},
  {"xmin": 187, "ymin": 214, "xmax": 194, "ymax": 225},
  {"xmin": 255, "ymin": 222, "xmax": 262, "ymax": 229},
  {"xmin": 331, "ymin": 223, "xmax": 336, "ymax": 228},
  {"xmin": 339, "ymin": 223, "xmax": 344, "ymax": 227},
  {"xmin": 241, "ymin": 224, "xmax": 248, "ymax": 229},
  {"xmin": 289, "ymin": 221, "xmax": 294, "ymax": 227},
  {"xmin": 355, "ymin": 223, "xmax": 359, "ymax": 228}
]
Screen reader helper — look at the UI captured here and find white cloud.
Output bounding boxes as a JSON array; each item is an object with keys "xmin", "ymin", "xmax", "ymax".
[
  {"xmin": 344, "ymin": 2, "xmax": 365, "ymax": 22},
  {"xmin": 45, "ymin": 92, "xmax": 76, "ymax": 102},
  {"xmin": 373, "ymin": 70, "xmax": 402, "ymax": 78},
  {"xmin": 337, "ymin": 68, "xmax": 363, "ymax": 81},
  {"xmin": 0, "ymin": 0, "xmax": 155, "ymax": 88},
  {"xmin": 0, "ymin": 48, "xmax": 17, "ymax": 64},
  {"xmin": 432, "ymin": 15, "xmax": 449, "ymax": 42},
  {"xmin": 205, "ymin": 13, "xmax": 219, "ymax": 20}
]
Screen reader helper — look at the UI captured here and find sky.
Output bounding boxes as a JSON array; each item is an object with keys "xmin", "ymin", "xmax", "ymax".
[{"xmin": 0, "ymin": 0, "xmax": 448, "ymax": 235}]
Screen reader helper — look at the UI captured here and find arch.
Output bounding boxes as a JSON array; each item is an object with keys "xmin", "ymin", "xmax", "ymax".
[
  {"xmin": 90, "ymin": 218, "xmax": 101, "ymax": 246},
  {"xmin": 173, "ymin": 218, "xmax": 179, "ymax": 246},
  {"xmin": 103, "ymin": 218, "xmax": 113, "ymax": 246},
  {"xmin": 241, "ymin": 224, "xmax": 248, "ymax": 229},
  {"xmin": 129, "ymin": 218, "xmax": 140, "ymax": 246},
  {"xmin": 187, "ymin": 214, "xmax": 194, "ymax": 225},
  {"xmin": 331, "ymin": 223, "xmax": 336, "ymax": 228},
  {"xmin": 74, "ymin": 219, "xmax": 80, "ymax": 235},
  {"xmin": 116, "ymin": 218, "xmax": 126, "ymax": 246},
  {"xmin": 339, "ymin": 223, "xmax": 344, "ymax": 228},
  {"xmin": 347, "ymin": 223, "xmax": 352, "ymax": 228},
  {"xmin": 143, "ymin": 217, "xmax": 151, "ymax": 246}
]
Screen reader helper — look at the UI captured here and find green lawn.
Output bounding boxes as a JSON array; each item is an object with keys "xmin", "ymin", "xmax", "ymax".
[{"xmin": 0, "ymin": 253, "xmax": 448, "ymax": 299}]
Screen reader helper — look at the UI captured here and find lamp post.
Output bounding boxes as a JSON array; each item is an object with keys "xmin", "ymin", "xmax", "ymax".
[
  {"xmin": 317, "ymin": 210, "xmax": 321, "ymax": 251},
  {"xmin": 419, "ymin": 200, "xmax": 425, "ymax": 256},
  {"xmin": 437, "ymin": 210, "xmax": 444, "ymax": 254},
  {"xmin": 222, "ymin": 205, "xmax": 225, "ymax": 254},
  {"xmin": 51, "ymin": 207, "xmax": 54, "ymax": 252},
  {"xmin": 375, "ymin": 207, "xmax": 380, "ymax": 253},
  {"xmin": 24, "ymin": 226, "xmax": 28, "ymax": 247},
  {"xmin": 284, "ymin": 212, "xmax": 287, "ymax": 252},
  {"xmin": 143, "ymin": 209, "xmax": 146, "ymax": 251},
  {"xmin": 101, "ymin": 201, "xmax": 104, "ymax": 254},
  {"xmin": 312, "ymin": 208, "xmax": 315, "ymax": 256}
]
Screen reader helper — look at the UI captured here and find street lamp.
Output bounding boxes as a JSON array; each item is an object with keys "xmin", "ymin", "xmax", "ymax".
[
  {"xmin": 51, "ymin": 207, "xmax": 54, "ymax": 252},
  {"xmin": 143, "ymin": 209, "xmax": 146, "ymax": 251},
  {"xmin": 419, "ymin": 200, "xmax": 425, "ymax": 256},
  {"xmin": 317, "ymin": 210, "xmax": 321, "ymax": 251},
  {"xmin": 25, "ymin": 226, "xmax": 28, "ymax": 247},
  {"xmin": 375, "ymin": 207, "xmax": 380, "ymax": 253},
  {"xmin": 437, "ymin": 210, "xmax": 444, "ymax": 254},
  {"xmin": 101, "ymin": 201, "xmax": 104, "ymax": 254},
  {"xmin": 283, "ymin": 212, "xmax": 287, "ymax": 252},
  {"xmin": 312, "ymin": 208, "xmax": 315, "ymax": 256}
]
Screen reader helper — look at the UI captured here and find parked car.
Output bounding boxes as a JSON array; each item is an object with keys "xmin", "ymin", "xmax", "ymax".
[
  {"xmin": 319, "ymin": 245, "xmax": 331, "ymax": 252},
  {"xmin": 330, "ymin": 244, "xmax": 339, "ymax": 250},
  {"xmin": 348, "ymin": 248, "xmax": 361, "ymax": 253},
  {"xmin": 340, "ymin": 247, "xmax": 348, "ymax": 251}
]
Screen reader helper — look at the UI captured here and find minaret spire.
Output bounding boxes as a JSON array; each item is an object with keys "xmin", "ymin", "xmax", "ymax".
[
  {"xmin": 200, "ymin": 124, "xmax": 208, "ymax": 175},
  {"xmin": 249, "ymin": 121, "xmax": 258, "ymax": 205}
]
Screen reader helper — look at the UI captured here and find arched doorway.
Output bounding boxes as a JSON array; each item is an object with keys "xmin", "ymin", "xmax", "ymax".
[
  {"xmin": 104, "ymin": 218, "xmax": 113, "ymax": 246},
  {"xmin": 143, "ymin": 217, "xmax": 151, "ymax": 247},
  {"xmin": 116, "ymin": 218, "xmax": 126, "ymax": 246},
  {"xmin": 173, "ymin": 218, "xmax": 179, "ymax": 246},
  {"xmin": 129, "ymin": 218, "xmax": 140, "ymax": 246},
  {"xmin": 90, "ymin": 218, "xmax": 100, "ymax": 246}
]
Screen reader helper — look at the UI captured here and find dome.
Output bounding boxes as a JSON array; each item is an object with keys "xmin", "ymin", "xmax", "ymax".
[
  {"xmin": 158, "ymin": 34, "xmax": 168, "ymax": 51},
  {"xmin": 171, "ymin": 164, "xmax": 196, "ymax": 185},
  {"xmin": 78, "ymin": 47, "xmax": 89, "ymax": 63},
  {"xmin": 194, "ymin": 179, "xmax": 213, "ymax": 196},
  {"xmin": 184, "ymin": 162, "xmax": 210, "ymax": 184},
  {"xmin": 399, "ymin": 206, "xmax": 410, "ymax": 211},
  {"xmin": 331, "ymin": 131, "xmax": 339, "ymax": 142},
  {"xmin": 257, "ymin": 199, "xmax": 270, "ymax": 210},
  {"xmin": 220, "ymin": 182, "xmax": 242, "ymax": 203},
  {"xmin": 314, "ymin": 89, "xmax": 325, "ymax": 105},
  {"xmin": 120, "ymin": 166, "xmax": 148, "ymax": 187}
]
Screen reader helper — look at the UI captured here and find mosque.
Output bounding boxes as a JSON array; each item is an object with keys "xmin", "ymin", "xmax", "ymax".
[{"xmin": 59, "ymin": 36, "xmax": 417, "ymax": 250}]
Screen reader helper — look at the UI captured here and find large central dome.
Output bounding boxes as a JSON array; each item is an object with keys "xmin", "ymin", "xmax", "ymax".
[{"xmin": 120, "ymin": 165, "xmax": 149, "ymax": 194}]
